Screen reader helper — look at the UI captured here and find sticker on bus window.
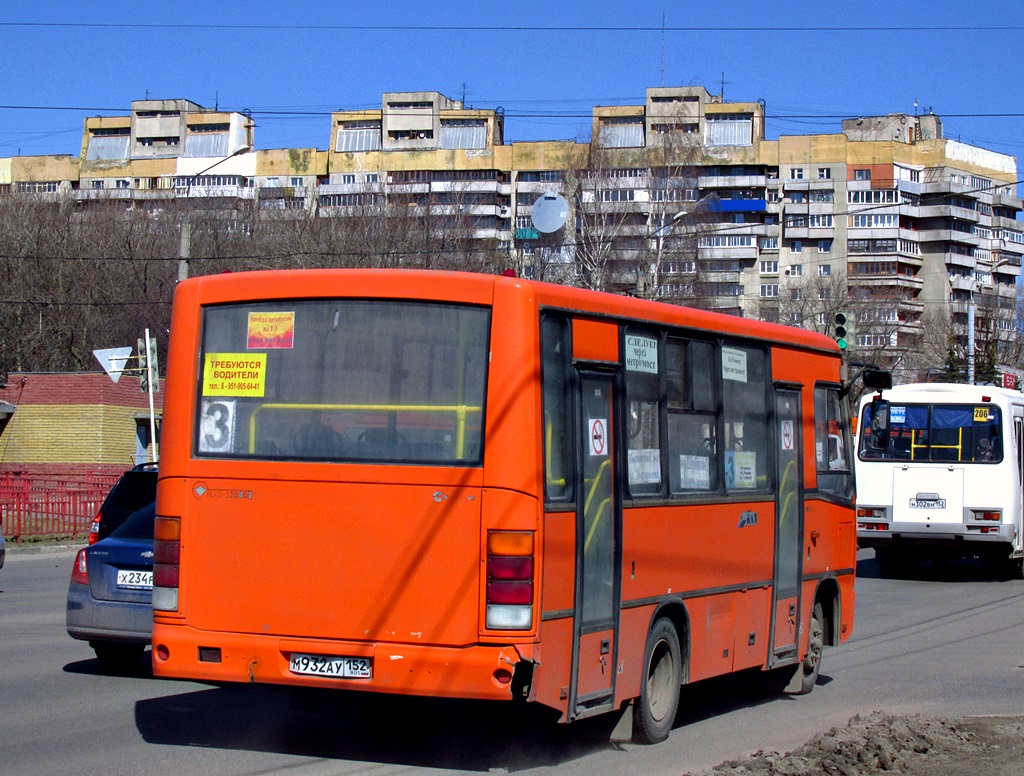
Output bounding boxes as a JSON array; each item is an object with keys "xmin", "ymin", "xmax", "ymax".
[
  {"xmin": 199, "ymin": 400, "xmax": 236, "ymax": 453},
  {"xmin": 890, "ymin": 406, "xmax": 906, "ymax": 424},
  {"xmin": 247, "ymin": 312, "xmax": 295, "ymax": 349},
  {"xmin": 628, "ymin": 448, "xmax": 661, "ymax": 484},
  {"xmin": 722, "ymin": 348, "xmax": 748, "ymax": 382},
  {"xmin": 680, "ymin": 455, "xmax": 710, "ymax": 489},
  {"xmin": 203, "ymin": 353, "xmax": 267, "ymax": 397},
  {"xmin": 725, "ymin": 451, "xmax": 757, "ymax": 489},
  {"xmin": 588, "ymin": 418, "xmax": 608, "ymax": 456},
  {"xmin": 625, "ymin": 335, "xmax": 658, "ymax": 374},
  {"xmin": 974, "ymin": 407, "xmax": 990, "ymax": 423}
]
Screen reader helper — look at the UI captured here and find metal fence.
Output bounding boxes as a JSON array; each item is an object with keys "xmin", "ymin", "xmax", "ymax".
[{"xmin": 0, "ymin": 476, "xmax": 119, "ymax": 542}]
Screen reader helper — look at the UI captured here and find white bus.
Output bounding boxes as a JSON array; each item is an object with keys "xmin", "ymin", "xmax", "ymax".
[{"xmin": 855, "ymin": 383, "xmax": 1024, "ymax": 578}]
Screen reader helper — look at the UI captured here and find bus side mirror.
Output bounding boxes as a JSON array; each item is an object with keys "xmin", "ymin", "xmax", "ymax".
[
  {"xmin": 867, "ymin": 398, "xmax": 891, "ymax": 451},
  {"xmin": 863, "ymin": 369, "xmax": 892, "ymax": 391}
]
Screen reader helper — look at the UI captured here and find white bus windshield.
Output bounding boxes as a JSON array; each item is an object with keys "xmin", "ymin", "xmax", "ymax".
[{"xmin": 859, "ymin": 402, "xmax": 1001, "ymax": 464}]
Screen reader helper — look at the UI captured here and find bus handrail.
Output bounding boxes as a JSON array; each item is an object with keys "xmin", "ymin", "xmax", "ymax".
[{"xmin": 247, "ymin": 402, "xmax": 482, "ymax": 457}]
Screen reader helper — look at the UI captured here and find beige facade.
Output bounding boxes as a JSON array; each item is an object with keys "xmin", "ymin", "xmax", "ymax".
[{"xmin": 1, "ymin": 88, "xmax": 1021, "ymax": 380}]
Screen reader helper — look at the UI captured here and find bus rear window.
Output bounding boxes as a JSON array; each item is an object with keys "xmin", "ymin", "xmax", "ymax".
[
  {"xmin": 195, "ymin": 300, "xmax": 490, "ymax": 465},
  {"xmin": 859, "ymin": 403, "xmax": 1001, "ymax": 464}
]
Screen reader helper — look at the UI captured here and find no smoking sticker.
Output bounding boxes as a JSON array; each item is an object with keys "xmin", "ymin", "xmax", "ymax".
[{"xmin": 588, "ymin": 418, "xmax": 608, "ymax": 456}]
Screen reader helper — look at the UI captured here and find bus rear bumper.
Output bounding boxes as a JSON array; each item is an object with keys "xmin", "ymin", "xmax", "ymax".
[
  {"xmin": 151, "ymin": 624, "xmax": 529, "ymax": 701},
  {"xmin": 858, "ymin": 521, "xmax": 1015, "ymax": 549}
]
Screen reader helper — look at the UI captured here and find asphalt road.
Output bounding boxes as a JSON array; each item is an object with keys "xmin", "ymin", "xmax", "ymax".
[{"xmin": 2, "ymin": 546, "xmax": 1023, "ymax": 776}]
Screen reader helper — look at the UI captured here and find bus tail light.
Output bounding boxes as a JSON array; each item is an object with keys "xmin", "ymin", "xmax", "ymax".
[
  {"xmin": 971, "ymin": 510, "xmax": 1001, "ymax": 522},
  {"xmin": 486, "ymin": 531, "xmax": 534, "ymax": 630},
  {"xmin": 153, "ymin": 516, "xmax": 181, "ymax": 612},
  {"xmin": 857, "ymin": 507, "xmax": 888, "ymax": 531}
]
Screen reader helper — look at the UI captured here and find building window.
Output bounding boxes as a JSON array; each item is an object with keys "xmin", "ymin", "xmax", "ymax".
[
  {"xmin": 854, "ymin": 169, "xmax": 871, "ymax": 181},
  {"xmin": 817, "ymin": 167, "xmax": 831, "ymax": 180},
  {"xmin": 91, "ymin": 180, "xmax": 104, "ymax": 190},
  {"xmin": 851, "ymin": 214, "xmax": 898, "ymax": 228},
  {"xmin": 818, "ymin": 239, "xmax": 832, "ymax": 253},
  {"xmin": 440, "ymin": 119, "xmax": 487, "ymax": 150},
  {"xmin": 599, "ymin": 117, "xmax": 645, "ymax": 148},
  {"xmin": 290, "ymin": 177, "xmax": 303, "ymax": 187},
  {"xmin": 116, "ymin": 179, "xmax": 131, "ymax": 189},
  {"xmin": 760, "ymin": 237, "xmax": 779, "ymax": 251},
  {"xmin": 818, "ymin": 264, "xmax": 831, "ymax": 277},
  {"xmin": 790, "ymin": 168, "xmax": 804, "ymax": 180},
  {"xmin": 366, "ymin": 173, "xmax": 379, "ymax": 183},
  {"xmin": 340, "ymin": 174, "xmax": 356, "ymax": 184},
  {"xmin": 808, "ymin": 214, "xmax": 833, "ymax": 228},
  {"xmin": 336, "ymin": 121, "xmax": 382, "ymax": 152},
  {"xmin": 788, "ymin": 264, "xmax": 803, "ymax": 277},
  {"xmin": 760, "ymin": 260, "xmax": 779, "ymax": 274},
  {"xmin": 706, "ymin": 114, "xmax": 753, "ymax": 146},
  {"xmin": 790, "ymin": 192, "xmax": 806, "ymax": 204},
  {"xmin": 789, "ymin": 240, "xmax": 804, "ymax": 253},
  {"xmin": 760, "ymin": 284, "xmax": 779, "ymax": 297}
]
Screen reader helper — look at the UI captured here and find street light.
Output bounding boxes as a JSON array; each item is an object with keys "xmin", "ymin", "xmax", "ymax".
[
  {"xmin": 178, "ymin": 145, "xmax": 252, "ymax": 282},
  {"xmin": 958, "ymin": 257, "xmax": 1008, "ymax": 385},
  {"xmin": 640, "ymin": 197, "xmax": 715, "ymax": 298}
]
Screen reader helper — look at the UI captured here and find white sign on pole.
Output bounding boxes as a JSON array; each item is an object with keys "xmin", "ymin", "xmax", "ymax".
[{"xmin": 93, "ymin": 347, "xmax": 133, "ymax": 383}]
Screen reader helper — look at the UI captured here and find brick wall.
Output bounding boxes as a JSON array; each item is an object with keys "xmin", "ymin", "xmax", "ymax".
[{"xmin": 0, "ymin": 372, "xmax": 163, "ymax": 479}]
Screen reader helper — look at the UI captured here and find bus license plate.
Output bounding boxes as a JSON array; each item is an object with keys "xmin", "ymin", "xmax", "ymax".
[
  {"xmin": 909, "ymin": 498, "xmax": 945, "ymax": 509},
  {"xmin": 289, "ymin": 653, "xmax": 372, "ymax": 679},
  {"xmin": 116, "ymin": 569, "xmax": 153, "ymax": 590}
]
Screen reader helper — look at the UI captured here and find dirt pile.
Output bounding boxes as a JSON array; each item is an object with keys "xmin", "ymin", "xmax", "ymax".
[{"xmin": 690, "ymin": 712, "xmax": 1024, "ymax": 776}]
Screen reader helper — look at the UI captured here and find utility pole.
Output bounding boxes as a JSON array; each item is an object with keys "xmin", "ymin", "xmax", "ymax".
[{"xmin": 178, "ymin": 212, "xmax": 191, "ymax": 283}]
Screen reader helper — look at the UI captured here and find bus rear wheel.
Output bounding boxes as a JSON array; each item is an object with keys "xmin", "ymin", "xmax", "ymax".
[{"xmin": 632, "ymin": 618, "xmax": 681, "ymax": 744}]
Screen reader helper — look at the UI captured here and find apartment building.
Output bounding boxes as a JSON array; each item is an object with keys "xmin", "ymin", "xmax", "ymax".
[{"xmin": 2, "ymin": 87, "xmax": 1021, "ymax": 380}]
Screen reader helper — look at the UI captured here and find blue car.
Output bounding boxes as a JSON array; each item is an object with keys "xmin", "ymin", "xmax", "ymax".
[{"xmin": 66, "ymin": 502, "xmax": 154, "ymax": 672}]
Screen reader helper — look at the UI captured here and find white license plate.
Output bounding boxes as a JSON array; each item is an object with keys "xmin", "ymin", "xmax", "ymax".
[
  {"xmin": 289, "ymin": 653, "xmax": 372, "ymax": 679},
  {"xmin": 116, "ymin": 569, "xmax": 153, "ymax": 590},
  {"xmin": 909, "ymin": 499, "xmax": 946, "ymax": 509}
]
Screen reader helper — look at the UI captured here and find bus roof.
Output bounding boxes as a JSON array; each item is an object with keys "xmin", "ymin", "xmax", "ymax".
[
  {"xmin": 860, "ymin": 382, "xmax": 1024, "ymax": 407},
  {"xmin": 180, "ymin": 268, "xmax": 840, "ymax": 356}
]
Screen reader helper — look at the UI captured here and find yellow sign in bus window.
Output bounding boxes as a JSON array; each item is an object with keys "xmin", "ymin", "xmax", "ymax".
[
  {"xmin": 247, "ymin": 311, "xmax": 295, "ymax": 349},
  {"xmin": 203, "ymin": 353, "xmax": 267, "ymax": 397},
  {"xmin": 974, "ymin": 407, "xmax": 990, "ymax": 423}
]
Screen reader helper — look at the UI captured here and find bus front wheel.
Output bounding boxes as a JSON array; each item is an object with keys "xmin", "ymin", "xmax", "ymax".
[
  {"xmin": 797, "ymin": 602, "xmax": 826, "ymax": 694},
  {"xmin": 632, "ymin": 618, "xmax": 681, "ymax": 744}
]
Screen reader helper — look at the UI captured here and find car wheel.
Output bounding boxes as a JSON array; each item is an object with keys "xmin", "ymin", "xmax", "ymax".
[
  {"xmin": 93, "ymin": 642, "xmax": 145, "ymax": 673},
  {"xmin": 632, "ymin": 618, "xmax": 681, "ymax": 744}
]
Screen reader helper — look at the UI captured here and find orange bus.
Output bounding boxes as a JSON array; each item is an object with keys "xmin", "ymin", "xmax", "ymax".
[{"xmin": 152, "ymin": 269, "xmax": 858, "ymax": 744}]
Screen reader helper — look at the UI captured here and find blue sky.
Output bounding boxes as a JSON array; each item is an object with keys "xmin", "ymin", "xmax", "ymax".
[{"xmin": 2, "ymin": 1, "xmax": 1023, "ymax": 169}]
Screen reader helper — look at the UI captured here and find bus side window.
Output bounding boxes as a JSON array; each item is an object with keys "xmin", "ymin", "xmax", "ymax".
[
  {"xmin": 625, "ymin": 329, "xmax": 663, "ymax": 497},
  {"xmin": 667, "ymin": 338, "xmax": 719, "ymax": 494},
  {"xmin": 721, "ymin": 344, "xmax": 770, "ymax": 492},
  {"xmin": 815, "ymin": 386, "xmax": 854, "ymax": 501},
  {"xmin": 541, "ymin": 316, "xmax": 573, "ymax": 502}
]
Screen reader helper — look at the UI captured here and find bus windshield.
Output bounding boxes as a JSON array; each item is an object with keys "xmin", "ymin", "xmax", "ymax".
[
  {"xmin": 859, "ymin": 402, "xmax": 1002, "ymax": 463},
  {"xmin": 195, "ymin": 299, "xmax": 490, "ymax": 465}
]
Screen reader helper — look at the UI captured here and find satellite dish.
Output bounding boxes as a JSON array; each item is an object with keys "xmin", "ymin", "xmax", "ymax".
[{"xmin": 531, "ymin": 192, "xmax": 568, "ymax": 233}]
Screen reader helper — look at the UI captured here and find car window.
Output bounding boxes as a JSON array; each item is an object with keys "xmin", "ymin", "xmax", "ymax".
[
  {"xmin": 98, "ymin": 466, "xmax": 158, "ymax": 540},
  {"xmin": 109, "ymin": 502, "xmax": 155, "ymax": 540}
]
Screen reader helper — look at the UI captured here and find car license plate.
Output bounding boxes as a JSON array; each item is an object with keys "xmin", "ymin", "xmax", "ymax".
[
  {"xmin": 289, "ymin": 653, "xmax": 372, "ymax": 679},
  {"xmin": 116, "ymin": 569, "xmax": 153, "ymax": 590},
  {"xmin": 909, "ymin": 498, "xmax": 945, "ymax": 509}
]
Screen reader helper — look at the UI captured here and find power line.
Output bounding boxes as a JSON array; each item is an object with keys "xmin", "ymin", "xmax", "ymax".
[{"xmin": 2, "ymin": 21, "xmax": 1023, "ymax": 33}]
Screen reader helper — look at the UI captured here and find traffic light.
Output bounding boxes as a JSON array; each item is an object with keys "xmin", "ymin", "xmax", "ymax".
[
  {"xmin": 834, "ymin": 312, "xmax": 848, "ymax": 351},
  {"xmin": 138, "ymin": 335, "xmax": 159, "ymax": 393}
]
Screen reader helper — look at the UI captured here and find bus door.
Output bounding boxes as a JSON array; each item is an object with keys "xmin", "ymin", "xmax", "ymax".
[
  {"xmin": 1014, "ymin": 406, "xmax": 1024, "ymax": 542},
  {"xmin": 769, "ymin": 387, "xmax": 804, "ymax": 665},
  {"xmin": 570, "ymin": 371, "xmax": 620, "ymax": 719}
]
